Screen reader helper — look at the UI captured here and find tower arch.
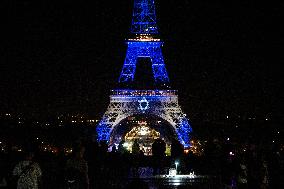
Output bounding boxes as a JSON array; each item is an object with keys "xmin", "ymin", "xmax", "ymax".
[{"xmin": 96, "ymin": 90, "xmax": 192, "ymax": 148}]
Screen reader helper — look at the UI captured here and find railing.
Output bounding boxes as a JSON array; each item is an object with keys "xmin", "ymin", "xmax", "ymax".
[{"xmin": 110, "ymin": 89, "xmax": 178, "ymax": 96}]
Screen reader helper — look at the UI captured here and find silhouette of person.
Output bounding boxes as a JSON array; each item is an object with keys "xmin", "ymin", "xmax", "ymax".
[
  {"xmin": 65, "ymin": 144, "xmax": 89, "ymax": 189},
  {"xmin": 132, "ymin": 139, "xmax": 140, "ymax": 155},
  {"xmin": 12, "ymin": 149, "xmax": 42, "ymax": 189},
  {"xmin": 152, "ymin": 138, "xmax": 166, "ymax": 175}
]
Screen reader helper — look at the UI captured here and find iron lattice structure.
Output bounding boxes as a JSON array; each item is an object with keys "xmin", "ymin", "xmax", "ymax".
[
  {"xmin": 96, "ymin": 90, "xmax": 192, "ymax": 148},
  {"xmin": 130, "ymin": 0, "xmax": 159, "ymax": 34},
  {"xmin": 96, "ymin": 0, "xmax": 193, "ymax": 148},
  {"xmin": 119, "ymin": 41, "xmax": 170, "ymax": 86}
]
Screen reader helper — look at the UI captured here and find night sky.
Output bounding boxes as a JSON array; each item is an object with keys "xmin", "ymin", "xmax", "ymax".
[{"xmin": 1, "ymin": 1, "xmax": 283, "ymax": 119}]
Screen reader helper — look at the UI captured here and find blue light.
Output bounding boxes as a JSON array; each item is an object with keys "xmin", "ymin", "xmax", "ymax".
[
  {"xmin": 138, "ymin": 97, "xmax": 150, "ymax": 112},
  {"xmin": 176, "ymin": 118, "xmax": 193, "ymax": 148},
  {"xmin": 96, "ymin": 119, "xmax": 111, "ymax": 142},
  {"xmin": 119, "ymin": 41, "xmax": 170, "ymax": 87},
  {"xmin": 131, "ymin": 0, "xmax": 159, "ymax": 34},
  {"xmin": 96, "ymin": 0, "xmax": 193, "ymax": 149},
  {"xmin": 96, "ymin": 90, "xmax": 193, "ymax": 148}
]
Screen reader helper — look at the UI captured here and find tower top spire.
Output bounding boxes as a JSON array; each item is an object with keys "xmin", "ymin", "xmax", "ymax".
[{"xmin": 130, "ymin": 0, "xmax": 159, "ymax": 35}]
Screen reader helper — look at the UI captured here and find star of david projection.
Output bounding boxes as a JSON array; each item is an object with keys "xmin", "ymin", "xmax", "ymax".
[{"xmin": 138, "ymin": 97, "xmax": 149, "ymax": 112}]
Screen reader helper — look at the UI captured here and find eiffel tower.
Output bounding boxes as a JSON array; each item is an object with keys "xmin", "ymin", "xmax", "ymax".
[{"xmin": 96, "ymin": 0, "xmax": 192, "ymax": 148}]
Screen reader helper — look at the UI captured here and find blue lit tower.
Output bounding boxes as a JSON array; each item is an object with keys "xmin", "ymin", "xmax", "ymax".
[
  {"xmin": 96, "ymin": 0, "xmax": 193, "ymax": 148},
  {"xmin": 119, "ymin": 0, "xmax": 169, "ymax": 88}
]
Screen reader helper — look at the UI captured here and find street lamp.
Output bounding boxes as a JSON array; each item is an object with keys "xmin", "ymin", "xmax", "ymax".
[{"xmin": 175, "ymin": 161, "xmax": 179, "ymax": 173}]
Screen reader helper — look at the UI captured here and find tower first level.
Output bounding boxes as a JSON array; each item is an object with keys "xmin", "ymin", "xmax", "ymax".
[{"xmin": 96, "ymin": 90, "xmax": 192, "ymax": 149}]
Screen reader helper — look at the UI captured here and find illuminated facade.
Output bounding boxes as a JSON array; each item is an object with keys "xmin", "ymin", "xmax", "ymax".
[
  {"xmin": 124, "ymin": 121, "xmax": 160, "ymax": 155},
  {"xmin": 96, "ymin": 0, "xmax": 192, "ymax": 148}
]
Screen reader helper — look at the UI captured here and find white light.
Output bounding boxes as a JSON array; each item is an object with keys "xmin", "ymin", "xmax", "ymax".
[
  {"xmin": 175, "ymin": 161, "xmax": 179, "ymax": 172},
  {"xmin": 123, "ymin": 142, "xmax": 129, "ymax": 148},
  {"xmin": 272, "ymin": 140, "xmax": 275, "ymax": 143},
  {"xmin": 227, "ymin": 137, "xmax": 230, "ymax": 141},
  {"xmin": 168, "ymin": 168, "xmax": 177, "ymax": 176},
  {"xmin": 277, "ymin": 131, "xmax": 280, "ymax": 134},
  {"xmin": 189, "ymin": 171, "xmax": 195, "ymax": 178},
  {"xmin": 229, "ymin": 151, "xmax": 234, "ymax": 156},
  {"xmin": 140, "ymin": 130, "xmax": 147, "ymax": 135}
]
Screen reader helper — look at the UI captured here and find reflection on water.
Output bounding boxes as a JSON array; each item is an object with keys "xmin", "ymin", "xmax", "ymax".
[
  {"xmin": 126, "ymin": 175, "xmax": 222, "ymax": 189},
  {"xmin": 94, "ymin": 174, "xmax": 221, "ymax": 189}
]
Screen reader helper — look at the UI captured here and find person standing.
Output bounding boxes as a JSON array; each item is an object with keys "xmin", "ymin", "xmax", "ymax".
[
  {"xmin": 236, "ymin": 156, "xmax": 248, "ymax": 189},
  {"xmin": 64, "ymin": 145, "xmax": 89, "ymax": 189},
  {"xmin": 12, "ymin": 150, "xmax": 42, "ymax": 189}
]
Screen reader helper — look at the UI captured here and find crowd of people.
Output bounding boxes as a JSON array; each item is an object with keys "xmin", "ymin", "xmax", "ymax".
[{"xmin": 0, "ymin": 137, "xmax": 283, "ymax": 189}]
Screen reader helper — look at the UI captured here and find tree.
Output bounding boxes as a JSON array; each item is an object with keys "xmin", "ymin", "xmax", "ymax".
[{"xmin": 170, "ymin": 138, "xmax": 183, "ymax": 159}]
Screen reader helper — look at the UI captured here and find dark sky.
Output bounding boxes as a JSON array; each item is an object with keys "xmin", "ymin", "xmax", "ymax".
[{"xmin": 1, "ymin": 1, "xmax": 283, "ymax": 119}]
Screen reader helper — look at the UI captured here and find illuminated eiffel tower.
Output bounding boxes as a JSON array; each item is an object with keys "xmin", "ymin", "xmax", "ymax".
[{"xmin": 96, "ymin": 0, "xmax": 192, "ymax": 148}]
